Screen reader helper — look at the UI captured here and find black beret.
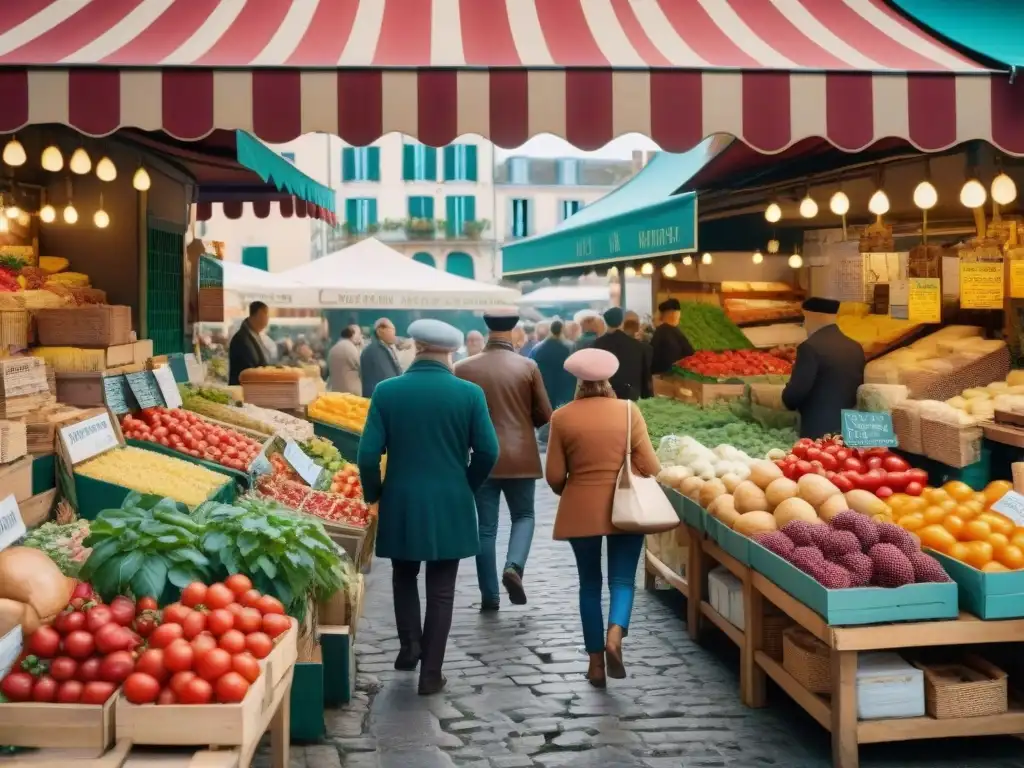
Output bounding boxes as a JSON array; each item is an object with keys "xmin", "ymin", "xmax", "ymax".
[
  {"xmin": 603, "ymin": 307, "xmax": 624, "ymax": 327},
  {"xmin": 801, "ymin": 297, "xmax": 840, "ymax": 314},
  {"xmin": 483, "ymin": 310, "xmax": 519, "ymax": 332},
  {"xmin": 658, "ymin": 298, "xmax": 681, "ymax": 312}
]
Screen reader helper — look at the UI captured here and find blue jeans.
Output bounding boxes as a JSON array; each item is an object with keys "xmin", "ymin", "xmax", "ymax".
[
  {"xmin": 568, "ymin": 534, "xmax": 645, "ymax": 653},
  {"xmin": 475, "ymin": 478, "xmax": 536, "ymax": 603}
]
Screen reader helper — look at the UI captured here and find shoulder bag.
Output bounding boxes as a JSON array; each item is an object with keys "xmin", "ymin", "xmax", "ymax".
[{"xmin": 611, "ymin": 401, "xmax": 679, "ymax": 533}]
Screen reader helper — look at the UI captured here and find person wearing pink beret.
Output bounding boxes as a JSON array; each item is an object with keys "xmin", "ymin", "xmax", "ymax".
[{"xmin": 545, "ymin": 348, "xmax": 661, "ymax": 688}]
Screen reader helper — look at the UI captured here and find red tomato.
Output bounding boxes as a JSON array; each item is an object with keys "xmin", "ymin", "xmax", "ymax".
[
  {"xmin": 124, "ymin": 673, "xmax": 161, "ymax": 704},
  {"xmin": 182, "ymin": 611, "xmax": 208, "ymax": 640},
  {"xmin": 875, "ymin": 485, "xmax": 894, "ymax": 499},
  {"xmin": 162, "ymin": 603, "xmax": 193, "ymax": 625},
  {"xmin": 239, "ymin": 589, "xmax": 262, "ymax": 608},
  {"xmin": 169, "ymin": 670, "xmax": 197, "ymax": 697},
  {"xmin": 885, "ymin": 471, "xmax": 910, "ymax": 491},
  {"xmin": 31, "ymin": 675, "xmax": 58, "ymax": 702},
  {"xmin": 136, "ymin": 597, "xmax": 158, "ymax": 614},
  {"xmin": 832, "ymin": 474, "xmax": 855, "ymax": 494},
  {"xmin": 215, "ymin": 672, "xmax": 250, "ymax": 703},
  {"xmin": 56, "ymin": 680, "xmax": 84, "ymax": 703},
  {"xmin": 109, "ymin": 596, "xmax": 137, "ymax": 627},
  {"xmin": 883, "ymin": 455, "xmax": 911, "ymax": 473},
  {"xmin": 94, "ymin": 623, "xmax": 134, "ymax": 654},
  {"xmin": 150, "ymin": 623, "xmax": 185, "ymax": 649},
  {"xmin": 85, "ymin": 605, "xmax": 114, "ymax": 633},
  {"xmin": 195, "ymin": 648, "xmax": 232, "ymax": 682},
  {"xmin": 218, "ymin": 630, "xmax": 247, "ymax": 655},
  {"xmin": 191, "ymin": 632, "xmax": 218, "ymax": 658},
  {"xmin": 225, "ymin": 574, "xmax": 253, "ymax": 596},
  {"xmin": 206, "ymin": 609, "xmax": 234, "ymax": 637},
  {"xmin": 245, "ymin": 632, "xmax": 273, "ymax": 660},
  {"xmin": 181, "ymin": 583, "xmax": 208, "ymax": 609},
  {"xmin": 27, "ymin": 625, "xmax": 61, "ymax": 658},
  {"xmin": 907, "ymin": 468, "xmax": 929, "ymax": 486},
  {"xmin": 135, "ymin": 649, "xmax": 169, "ymax": 683},
  {"xmin": 231, "ymin": 653, "xmax": 261, "ymax": 684},
  {"xmin": 262, "ymin": 614, "xmax": 290, "ymax": 640},
  {"xmin": 236, "ymin": 607, "xmax": 263, "ymax": 635},
  {"xmin": 77, "ymin": 658, "xmax": 101, "ymax": 682},
  {"xmin": 1, "ymin": 671, "xmax": 34, "ymax": 702},
  {"xmin": 134, "ymin": 612, "xmax": 158, "ymax": 638},
  {"xmin": 49, "ymin": 656, "xmax": 77, "ymax": 682},
  {"xmin": 157, "ymin": 688, "xmax": 177, "ymax": 705},
  {"xmin": 82, "ymin": 681, "xmax": 116, "ymax": 705},
  {"xmin": 205, "ymin": 584, "xmax": 234, "ymax": 610},
  {"xmin": 819, "ymin": 453, "xmax": 839, "ymax": 472},
  {"xmin": 64, "ymin": 630, "xmax": 95, "ymax": 660},
  {"xmin": 179, "ymin": 677, "xmax": 213, "ymax": 705},
  {"xmin": 53, "ymin": 609, "xmax": 86, "ymax": 635},
  {"xmin": 866, "ymin": 456, "xmax": 884, "ymax": 470},
  {"xmin": 164, "ymin": 640, "xmax": 195, "ymax": 674},
  {"xmin": 99, "ymin": 651, "xmax": 135, "ymax": 684},
  {"xmin": 905, "ymin": 481, "xmax": 924, "ymax": 497},
  {"xmin": 256, "ymin": 596, "xmax": 285, "ymax": 616}
]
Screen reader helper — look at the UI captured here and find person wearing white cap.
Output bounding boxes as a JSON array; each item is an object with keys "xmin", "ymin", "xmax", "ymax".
[
  {"xmin": 357, "ymin": 318, "xmax": 499, "ymax": 695},
  {"xmin": 572, "ymin": 309, "xmax": 603, "ymax": 352}
]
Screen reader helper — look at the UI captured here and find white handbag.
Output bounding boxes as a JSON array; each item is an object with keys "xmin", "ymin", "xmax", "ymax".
[{"xmin": 611, "ymin": 401, "xmax": 679, "ymax": 534}]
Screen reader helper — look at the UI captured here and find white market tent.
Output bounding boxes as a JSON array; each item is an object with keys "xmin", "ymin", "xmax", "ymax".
[
  {"xmin": 516, "ymin": 285, "xmax": 610, "ymax": 305},
  {"xmin": 281, "ymin": 238, "xmax": 520, "ymax": 310},
  {"xmin": 222, "ymin": 259, "xmax": 311, "ymax": 306}
]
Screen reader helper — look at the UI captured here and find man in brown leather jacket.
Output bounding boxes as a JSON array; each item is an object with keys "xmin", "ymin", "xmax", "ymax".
[{"xmin": 455, "ymin": 309, "xmax": 552, "ymax": 610}]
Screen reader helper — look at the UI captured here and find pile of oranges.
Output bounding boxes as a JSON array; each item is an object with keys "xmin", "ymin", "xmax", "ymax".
[{"xmin": 886, "ymin": 480, "xmax": 1023, "ymax": 572}]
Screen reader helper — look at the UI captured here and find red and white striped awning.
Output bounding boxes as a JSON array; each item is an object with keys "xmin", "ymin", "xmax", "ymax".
[
  {"xmin": 195, "ymin": 199, "xmax": 324, "ymax": 222},
  {"xmin": 1, "ymin": 0, "xmax": 1023, "ymax": 155}
]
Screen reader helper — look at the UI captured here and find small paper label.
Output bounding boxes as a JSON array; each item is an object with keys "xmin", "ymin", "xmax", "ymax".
[
  {"xmin": 841, "ymin": 410, "xmax": 899, "ymax": 448},
  {"xmin": 0, "ymin": 626, "xmax": 22, "ymax": 679},
  {"xmin": 61, "ymin": 412, "xmax": 119, "ymax": 465},
  {"xmin": 991, "ymin": 491, "xmax": 1024, "ymax": 526},
  {"xmin": 153, "ymin": 366, "xmax": 183, "ymax": 409},
  {"xmin": 283, "ymin": 440, "xmax": 323, "ymax": 488},
  {"xmin": 0, "ymin": 495, "xmax": 25, "ymax": 553}
]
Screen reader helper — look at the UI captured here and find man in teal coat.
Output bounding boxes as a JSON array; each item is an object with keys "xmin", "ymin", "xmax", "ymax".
[{"xmin": 357, "ymin": 318, "xmax": 499, "ymax": 696}]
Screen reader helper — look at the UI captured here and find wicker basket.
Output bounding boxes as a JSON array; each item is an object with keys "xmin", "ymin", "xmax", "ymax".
[
  {"xmin": 0, "ymin": 310, "xmax": 29, "ymax": 350},
  {"xmin": 891, "ymin": 404, "xmax": 923, "ymax": 455},
  {"xmin": 920, "ymin": 416, "xmax": 983, "ymax": 468},
  {"xmin": 918, "ymin": 655, "xmax": 1007, "ymax": 719},
  {"xmin": 903, "ymin": 345, "xmax": 1011, "ymax": 402},
  {"xmin": 763, "ymin": 613, "xmax": 792, "ymax": 661},
  {"xmin": 783, "ymin": 627, "xmax": 831, "ymax": 694}
]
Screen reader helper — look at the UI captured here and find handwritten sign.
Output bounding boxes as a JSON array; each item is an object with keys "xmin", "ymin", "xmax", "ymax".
[
  {"xmin": 960, "ymin": 262, "xmax": 1004, "ymax": 310},
  {"xmin": 168, "ymin": 354, "xmax": 189, "ymax": 383},
  {"xmin": 841, "ymin": 410, "xmax": 899, "ymax": 448},
  {"xmin": 153, "ymin": 366, "xmax": 182, "ymax": 409},
  {"xmin": 0, "ymin": 626, "xmax": 22, "ymax": 679},
  {"xmin": 1010, "ymin": 261, "xmax": 1024, "ymax": 299},
  {"xmin": 991, "ymin": 491, "xmax": 1024, "ymax": 526},
  {"xmin": 0, "ymin": 495, "xmax": 25, "ymax": 553},
  {"xmin": 126, "ymin": 372, "xmax": 164, "ymax": 410},
  {"xmin": 283, "ymin": 440, "xmax": 324, "ymax": 488},
  {"xmin": 61, "ymin": 412, "xmax": 119, "ymax": 465},
  {"xmin": 907, "ymin": 277, "xmax": 941, "ymax": 323}
]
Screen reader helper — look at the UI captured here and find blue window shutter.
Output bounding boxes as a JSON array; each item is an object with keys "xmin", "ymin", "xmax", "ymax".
[
  {"xmin": 342, "ymin": 148, "xmax": 355, "ymax": 181},
  {"xmin": 367, "ymin": 199, "xmax": 378, "ymax": 226},
  {"xmin": 402, "ymin": 145, "xmax": 415, "ymax": 180},
  {"xmin": 412, "ymin": 252, "xmax": 435, "ymax": 267},
  {"xmin": 367, "ymin": 147, "xmax": 381, "ymax": 181},
  {"xmin": 443, "ymin": 146, "xmax": 456, "ymax": 181},
  {"xmin": 465, "ymin": 145, "xmax": 478, "ymax": 182},
  {"xmin": 465, "ymin": 196, "xmax": 476, "ymax": 225},
  {"xmin": 425, "ymin": 148, "xmax": 437, "ymax": 181},
  {"xmin": 423, "ymin": 197, "xmax": 434, "ymax": 219},
  {"xmin": 408, "ymin": 196, "xmax": 420, "ymax": 218},
  {"xmin": 241, "ymin": 246, "xmax": 268, "ymax": 271},
  {"xmin": 445, "ymin": 196, "xmax": 457, "ymax": 236},
  {"xmin": 345, "ymin": 199, "xmax": 357, "ymax": 229}
]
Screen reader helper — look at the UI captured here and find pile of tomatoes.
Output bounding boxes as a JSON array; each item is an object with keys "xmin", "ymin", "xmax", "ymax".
[
  {"xmin": 775, "ymin": 436, "xmax": 928, "ymax": 498},
  {"xmin": 679, "ymin": 349, "xmax": 793, "ymax": 379},
  {"xmin": 120, "ymin": 408, "xmax": 263, "ymax": 473},
  {"xmin": 0, "ymin": 583, "xmax": 141, "ymax": 704},
  {"xmin": 123, "ymin": 575, "xmax": 290, "ymax": 706}
]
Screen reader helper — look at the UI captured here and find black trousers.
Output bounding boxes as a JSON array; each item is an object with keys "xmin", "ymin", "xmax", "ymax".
[{"xmin": 391, "ymin": 559, "xmax": 460, "ymax": 678}]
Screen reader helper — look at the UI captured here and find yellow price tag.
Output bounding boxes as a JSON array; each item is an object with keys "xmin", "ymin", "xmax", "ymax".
[
  {"xmin": 907, "ymin": 278, "xmax": 941, "ymax": 323},
  {"xmin": 1010, "ymin": 261, "xmax": 1024, "ymax": 299},
  {"xmin": 960, "ymin": 262, "xmax": 1004, "ymax": 310}
]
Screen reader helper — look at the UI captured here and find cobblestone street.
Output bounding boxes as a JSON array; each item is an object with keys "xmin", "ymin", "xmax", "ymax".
[{"xmin": 270, "ymin": 485, "xmax": 1024, "ymax": 768}]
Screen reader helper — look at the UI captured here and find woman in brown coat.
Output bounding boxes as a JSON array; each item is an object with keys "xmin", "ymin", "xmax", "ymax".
[{"xmin": 545, "ymin": 348, "xmax": 661, "ymax": 688}]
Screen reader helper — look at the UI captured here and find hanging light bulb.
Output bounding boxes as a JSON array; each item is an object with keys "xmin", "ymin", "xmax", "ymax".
[
  {"xmin": 959, "ymin": 179, "xmax": 986, "ymax": 208},
  {"xmin": 95, "ymin": 157, "xmax": 117, "ymax": 182},
  {"xmin": 640, "ymin": 262, "xmax": 653, "ymax": 276},
  {"xmin": 788, "ymin": 253, "xmax": 803, "ymax": 269},
  {"xmin": 829, "ymin": 191, "xmax": 850, "ymax": 216},
  {"xmin": 63, "ymin": 204, "xmax": 78, "ymax": 224},
  {"xmin": 701, "ymin": 252, "xmax": 712, "ymax": 265},
  {"xmin": 662, "ymin": 263, "xmax": 677, "ymax": 278},
  {"xmin": 624, "ymin": 266, "xmax": 636, "ymax": 278},
  {"xmin": 682, "ymin": 255, "xmax": 693, "ymax": 266},
  {"xmin": 41, "ymin": 145, "xmax": 63, "ymax": 172},
  {"xmin": 752, "ymin": 251, "xmax": 763, "ymax": 265},
  {"xmin": 991, "ymin": 172, "xmax": 1017, "ymax": 206},
  {"xmin": 69, "ymin": 148, "xmax": 91, "ymax": 175},
  {"xmin": 607, "ymin": 265, "xmax": 618, "ymax": 277},
  {"xmin": 17, "ymin": 212, "xmax": 28, "ymax": 227},
  {"xmin": 913, "ymin": 180, "xmax": 938, "ymax": 210},
  {"xmin": 133, "ymin": 166, "xmax": 151, "ymax": 191},
  {"xmin": 767, "ymin": 239, "xmax": 780, "ymax": 254},
  {"xmin": 868, "ymin": 189, "xmax": 890, "ymax": 216},
  {"xmin": 799, "ymin": 194, "xmax": 818, "ymax": 218},
  {"xmin": 5, "ymin": 205, "xmax": 19, "ymax": 220},
  {"xmin": 764, "ymin": 202, "xmax": 782, "ymax": 223},
  {"xmin": 39, "ymin": 204, "xmax": 56, "ymax": 223},
  {"xmin": 93, "ymin": 208, "xmax": 110, "ymax": 229},
  {"xmin": 2, "ymin": 138, "xmax": 26, "ymax": 167}
]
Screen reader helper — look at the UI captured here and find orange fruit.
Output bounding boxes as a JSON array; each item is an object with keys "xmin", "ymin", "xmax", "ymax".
[
  {"xmin": 988, "ymin": 533, "xmax": 1010, "ymax": 550},
  {"xmin": 964, "ymin": 519, "xmax": 993, "ymax": 541},
  {"xmin": 903, "ymin": 497, "xmax": 928, "ymax": 515},
  {"xmin": 898, "ymin": 513, "xmax": 925, "ymax": 532},
  {"xmin": 984, "ymin": 480, "xmax": 1013, "ymax": 505},
  {"xmin": 982, "ymin": 561, "xmax": 1010, "ymax": 573},
  {"xmin": 971, "ymin": 492, "xmax": 989, "ymax": 507},
  {"xmin": 923, "ymin": 506, "xmax": 949, "ymax": 525},
  {"xmin": 953, "ymin": 503, "xmax": 980, "ymax": 521},
  {"xmin": 996, "ymin": 544, "xmax": 1024, "ymax": 570},
  {"xmin": 942, "ymin": 515, "xmax": 966, "ymax": 539},
  {"xmin": 925, "ymin": 488, "xmax": 950, "ymax": 505},
  {"xmin": 943, "ymin": 480, "xmax": 975, "ymax": 503},
  {"xmin": 918, "ymin": 524, "xmax": 957, "ymax": 554},
  {"xmin": 886, "ymin": 493, "xmax": 911, "ymax": 512},
  {"xmin": 1009, "ymin": 530, "xmax": 1024, "ymax": 549},
  {"xmin": 948, "ymin": 542, "xmax": 971, "ymax": 562},
  {"xmin": 939, "ymin": 499, "xmax": 959, "ymax": 513},
  {"xmin": 963, "ymin": 540, "xmax": 994, "ymax": 569},
  {"xmin": 978, "ymin": 512, "xmax": 1015, "ymax": 537}
]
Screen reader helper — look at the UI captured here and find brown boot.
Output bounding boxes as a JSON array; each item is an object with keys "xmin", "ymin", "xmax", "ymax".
[
  {"xmin": 586, "ymin": 652, "xmax": 606, "ymax": 689},
  {"xmin": 605, "ymin": 624, "xmax": 626, "ymax": 679}
]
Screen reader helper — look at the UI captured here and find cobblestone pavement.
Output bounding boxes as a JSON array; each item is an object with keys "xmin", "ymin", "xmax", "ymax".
[{"xmin": 263, "ymin": 484, "xmax": 1024, "ymax": 768}]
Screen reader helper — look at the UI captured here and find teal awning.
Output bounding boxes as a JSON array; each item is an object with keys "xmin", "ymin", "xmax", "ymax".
[
  {"xmin": 888, "ymin": 0, "xmax": 1024, "ymax": 69},
  {"xmin": 234, "ymin": 130, "xmax": 336, "ymax": 214},
  {"xmin": 501, "ymin": 142, "xmax": 712, "ymax": 279}
]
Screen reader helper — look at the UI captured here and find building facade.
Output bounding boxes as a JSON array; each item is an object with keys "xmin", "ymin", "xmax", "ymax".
[{"xmin": 198, "ymin": 135, "xmax": 639, "ymax": 282}]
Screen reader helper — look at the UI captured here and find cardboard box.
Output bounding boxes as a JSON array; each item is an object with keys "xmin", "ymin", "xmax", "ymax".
[
  {"xmin": 0, "ymin": 455, "xmax": 33, "ymax": 503},
  {"xmin": 132, "ymin": 339, "xmax": 153, "ymax": 365}
]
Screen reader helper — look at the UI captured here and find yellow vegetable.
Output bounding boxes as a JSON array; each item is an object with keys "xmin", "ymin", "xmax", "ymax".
[
  {"xmin": 39, "ymin": 257, "xmax": 69, "ymax": 274},
  {"xmin": 46, "ymin": 272, "xmax": 90, "ymax": 287},
  {"xmin": 30, "ymin": 346, "xmax": 107, "ymax": 373},
  {"xmin": 76, "ymin": 446, "xmax": 227, "ymax": 507},
  {"xmin": 308, "ymin": 392, "xmax": 370, "ymax": 433}
]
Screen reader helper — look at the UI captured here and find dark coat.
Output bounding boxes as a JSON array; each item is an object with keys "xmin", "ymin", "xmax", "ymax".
[
  {"xmin": 650, "ymin": 323, "xmax": 695, "ymax": 375},
  {"xmin": 593, "ymin": 330, "xmax": 653, "ymax": 401},
  {"xmin": 227, "ymin": 321, "xmax": 268, "ymax": 385},
  {"xmin": 782, "ymin": 324, "xmax": 866, "ymax": 439},
  {"xmin": 357, "ymin": 360, "xmax": 500, "ymax": 562},
  {"xmin": 573, "ymin": 332, "xmax": 598, "ymax": 352},
  {"xmin": 360, "ymin": 339, "xmax": 403, "ymax": 398},
  {"xmin": 531, "ymin": 337, "xmax": 576, "ymax": 408}
]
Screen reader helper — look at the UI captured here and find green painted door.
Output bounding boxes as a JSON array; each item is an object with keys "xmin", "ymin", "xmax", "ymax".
[
  {"xmin": 146, "ymin": 218, "xmax": 187, "ymax": 356},
  {"xmin": 446, "ymin": 251, "xmax": 474, "ymax": 279},
  {"xmin": 412, "ymin": 252, "xmax": 435, "ymax": 267}
]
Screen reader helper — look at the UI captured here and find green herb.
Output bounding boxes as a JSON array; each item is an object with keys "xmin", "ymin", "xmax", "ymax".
[
  {"xmin": 79, "ymin": 493, "xmax": 212, "ymax": 602},
  {"xmin": 637, "ymin": 398, "xmax": 796, "ymax": 458},
  {"xmin": 20, "ymin": 520, "xmax": 92, "ymax": 577},
  {"xmin": 678, "ymin": 302, "xmax": 753, "ymax": 352},
  {"xmin": 180, "ymin": 383, "xmax": 233, "ymax": 405},
  {"xmin": 300, "ymin": 436, "xmax": 345, "ymax": 473}
]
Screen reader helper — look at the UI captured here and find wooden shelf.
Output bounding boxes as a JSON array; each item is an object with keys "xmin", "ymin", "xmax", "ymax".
[
  {"xmin": 755, "ymin": 651, "xmax": 831, "ymax": 731},
  {"xmin": 701, "ymin": 538, "xmax": 746, "ymax": 580},
  {"xmin": 645, "ymin": 550, "xmax": 689, "ymax": 598},
  {"xmin": 700, "ymin": 601, "xmax": 744, "ymax": 648},
  {"xmin": 857, "ymin": 705, "xmax": 1024, "ymax": 744}
]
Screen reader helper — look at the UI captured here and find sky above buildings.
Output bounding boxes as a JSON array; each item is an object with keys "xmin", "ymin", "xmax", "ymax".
[{"xmin": 496, "ymin": 132, "xmax": 659, "ymax": 160}]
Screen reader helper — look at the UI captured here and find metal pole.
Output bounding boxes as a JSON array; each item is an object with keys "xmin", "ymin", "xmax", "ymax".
[
  {"xmin": 321, "ymin": 133, "xmax": 332, "ymax": 259},
  {"xmin": 618, "ymin": 268, "xmax": 627, "ymax": 308},
  {"xmin": 491, "ymin": 142, "xmax": 499, "ymax": 281}
]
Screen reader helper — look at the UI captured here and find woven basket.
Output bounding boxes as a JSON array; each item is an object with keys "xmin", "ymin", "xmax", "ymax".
[
  {"xmin": 763, "ymin": 613, "xmax": 792, "ymax": 661},
  {"xmin": 920, "ymin": 416, "xmax": 983, "ymax": 468},
  {"xmin": 783, "ymin": 627, "xmax": 831, "ymax": 694},
  {"xmin": 918, "ymin": 655, "xmax": 1007, "ymax": 719},
  {"xmin": 891, "ymin": 405, "xmax": 923, "ymax": 455},
  {"xmin": 903, "ymin": 345, "xmax": 1011, "ymax": 402},
  {"xmin": 0, "ymin": 310, "xmax": 29, "ymax": 350}
]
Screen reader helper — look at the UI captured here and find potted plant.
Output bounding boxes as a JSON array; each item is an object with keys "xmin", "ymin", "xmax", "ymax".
[
  {"xmin": 463, "ymin": 219, "xmax": 490, "ymax": 240},
  {"xmin": 405, "ymin": 217, "xmax": 436, "ymax": 238}
]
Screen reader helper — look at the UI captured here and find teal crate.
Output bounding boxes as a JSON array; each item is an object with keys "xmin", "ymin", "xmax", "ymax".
[
  {"xmin": 704, "ymin": 513, "xmax": 751, "ymax": 564},
  {"xmin": 73, "ymin": 472, "xmax": 235, "ymax": 520},
  {"xmin": 660, "ymin": 484, "xmax": 687, "ymax": 525},
  {"xmin": 31, "ymin": 454, "xmax": 56, "ymax": 495},
  {"xmin": 750, "ymin": 541, "xmax": 959, "ymax": 626},
  {"xmin": 289, "ymin": 662, "xmax": 325, "ymax": 742},
  {"xmin": 681, "ymin": 496, "xmax": 706, "ymax": 533},
  {"xmin": 311, "ymin": 420, "xmax": 361, "ymax": 463},
  {"xmin": 322, "ymin": 628, "xmax": 355, "ymax": 706},
  {"xmin": 929, "ymin": 550, "xmax": 1024, "ymax": 620},
  {"xmin": 125, "ymin": 439, "xmax": 251, "ymax": 490}
]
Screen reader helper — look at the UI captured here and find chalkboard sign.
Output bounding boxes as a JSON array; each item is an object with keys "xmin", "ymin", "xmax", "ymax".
[
  {"xmin": 841, "ymin": 409, "xmax": 898, "ymax": 448},
  {"xmin": 103, "ymin": 375, "xmax": 136, "ymax": 415},
  {"xmin": 125, "ymin": 372, "xmax": 165, "ymax": 410},
  {"xmin": 167, "ymin": 354, "xmax": 189, "ymax": 383}
]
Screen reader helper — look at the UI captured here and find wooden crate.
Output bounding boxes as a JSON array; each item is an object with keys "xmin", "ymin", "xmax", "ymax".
[
  {"xmin": 676, "ymin": 379, "xmax": 746, "ymax": 407},
  {"xmin": 0, "ymin": 691, "xmax": 116, "ymax": 753},
  {"xmin": 0, "ymin": 454, "xmax": 33, "ymax": 503},
  {"xmin": 20, "ymin": 488, "xmax": 56, "ymax": 528},
  {"xmin": 321, "ymin": 516, "xmax": 376, "ymax": 572},
  {"xmin": 55, "ymin": 366, "xmax": 144, "ymax": 408},
  {"xmin": 34, "ymin": 306, "xmax": 132, "ymax": 348},
  {"xmin": 0, "ymin": 357, "xmax": 49, "ymax": 398},
  {"xmin": 921, "ymin": 416, "xmax": 983, "ymax": 468},
  {"xmin": 0, "ymin": 419, "xmax": 27, "ymax": 463},
  {"xmin": 242, "ymin": 378, "xmax": 318, "ymax": 409}
]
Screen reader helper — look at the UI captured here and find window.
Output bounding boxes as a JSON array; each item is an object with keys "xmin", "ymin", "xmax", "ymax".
[
  {"xmin": 443, "ymin": 144, "xmax": 478, "ymax": 182},
  {"xmin": 342, "ymin": 147, "xmax": 380, "ymax": 181},
  {"xmin": 445, "ymin": 196, "xmax": 476, "ymax": 237},
  {"xmin": 402, "ymin": 142, "xmax": 437, "ymax": 181},
  {"xmin": 446, "ymin": 252, "xmax": 475, "ymax": 279},
  {"xmin": 508, "ymin": 157, "xmax": 529, "ymax": 184},
  {"xmin": 412, "ymin": 252, "xmax": 436, "ymax": 268},
  {"xmin": 560, "ymin": 200, "xmax": 583, "ymax": 221},
  {"xmin": 197, "ymin": 220, "xmax": 207, "ymax": 237},
  {"xmin": 281, "ymin": 152, "xmax": 295, "ymax": 163},
  {"xmin": 241, "ymin": 246, "xmax": 269, "ymax": 271},
  {"xmin": 557, "ymin": 158, "xmax": 579, "ymax": 185},
  {"xmin": 509, "ymin": 199, "xmax": 532, "ymax": 238},
  {"xmin": 408, "ymin": 196, "xmax": 435, "ymax": 220},
  {"xmin": 344, "ymin": 198, "xmax": 378, "ymax": 233}
]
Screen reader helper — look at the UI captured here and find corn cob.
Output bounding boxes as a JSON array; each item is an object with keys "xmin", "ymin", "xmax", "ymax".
[{"xmin": 31, "ymin": 346, "xmax": 107, "ymax": 373}]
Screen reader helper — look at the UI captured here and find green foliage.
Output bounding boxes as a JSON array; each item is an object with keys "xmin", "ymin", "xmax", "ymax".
[{"xmin": 677, "ymin": 302, "xmax": 752, "ymax": 352}]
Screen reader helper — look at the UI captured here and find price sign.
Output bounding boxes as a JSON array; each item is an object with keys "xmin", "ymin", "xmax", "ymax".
[
  {"xmin": 283, "ymin": 440, "xmax": 324, "ymax": 487},
  {"xmin": 0, "ymin": 626, "xmax": 22, "ymax": 679},
  {"xmin": 960, "ymin": 262, "xmax": 1004, "ymax": 310},
  {"xmin": 907, "ymin": 278, "xmax": 941, "ymax": 324},
  {"xmin": 1011, "ymin": 261, "xmax": 1024, "ymax": 299},
  {"xmin": 103, "ymin": 374, "xmax": 136, "ymax": 415},
  {"xmin": 61, "ymin": 412, "xmax": 119, "ymax": 465},
  {"xmin": 991, "ymin": 491, "xmax": 1024, "ymax": 526},
  {"xmin": 153, "ymin": 366, "xmax": 183, "ymax": 409},
  {"xmin": 841, "ymin": 410, "xmax": 899, "ymax": 448},
  {"xmin": 126, "ymin": 372, "xmax": 164, "ymax": 409},
  {"xmin": 168, "ymin": 354, "xmax": 189, "ymax": 383},
  {"xmin": 0, "ymin": 495, "xmax": 25, "ymax": 553}
]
